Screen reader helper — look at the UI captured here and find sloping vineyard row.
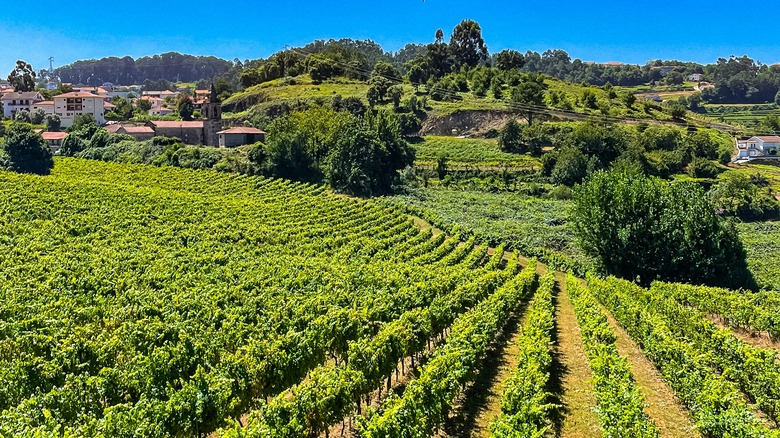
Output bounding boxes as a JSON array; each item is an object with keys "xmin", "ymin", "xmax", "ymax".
[{"xmin": 0, "ymin": 159, "xmax": 502, "ymax": 437}]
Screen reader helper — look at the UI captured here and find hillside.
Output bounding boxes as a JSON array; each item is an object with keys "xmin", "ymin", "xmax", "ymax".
[
  {"xmin": 2, "ymin": 158, "xmax": 780, "ymax": 438},
  {"xmin": 222, "ymin": 73, "xmax": 729, "ymax": 134}
]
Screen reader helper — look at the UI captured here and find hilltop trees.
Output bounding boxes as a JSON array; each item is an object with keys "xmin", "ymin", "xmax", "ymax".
[
  {"xmin": 574, "ymin": 169, "xmax": 755, "ymax": 289},
  {"xmin": 7, "ymin": 60, "xmax": 36, "ymax": 92},
  {"xmin": 253, "ymin": 107, "xmax": 414, "ymax": 196},
  {"xmin": 449, "ymin": 19, "xmax": 488, "ymax": 69},
  {"xmin": 0, "ymin": 123, "xmax": 54, "ymax": 175}
]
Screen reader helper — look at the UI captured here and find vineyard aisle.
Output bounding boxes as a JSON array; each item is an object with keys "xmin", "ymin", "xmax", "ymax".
[
  {"xmin": 551, "ymin": 272, "xmax": 602, "ymax": 438},
  {"xmin": 600, "ymin": 302, "xmax": 701, "ymax": 438},
  {"xmin": 405, "ymin": 217, "xmax": 699, "ymax": 437}
]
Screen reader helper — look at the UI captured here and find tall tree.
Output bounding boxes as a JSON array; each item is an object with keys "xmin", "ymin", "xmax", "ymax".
[
  {"xmin": 448, "ymin": 19, "xmax": 488, "ymax": 69},
  {"xmin": 7, "ymin": 60, "xmax": 36, "ymax": 92},
  {"xmin": 0, "ymin": 123, "xmax": 54, "ymax": 175},
  {"xmin": 177, "ymin": 95, "xmax": 194, "ymax": 121},
  {"xmin": 494, "ymin": 49, "xmax": 525, "ymax": 71},
  {"xmin": 510, "ymin": 74, "xmax": 547, "ymax": 125}
]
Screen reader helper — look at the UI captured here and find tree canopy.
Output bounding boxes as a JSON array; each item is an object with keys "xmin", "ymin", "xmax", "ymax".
[
  {"xmin": 7, "ymin": 60, "xmax": 36, "ymax": 92},
  {"xmin": 0, "ymin": 123, "xmax": 54, "ymax": 175},
  {"xmin": 573, "ymin": 169, "xmax": 755, "ymax": 290}
]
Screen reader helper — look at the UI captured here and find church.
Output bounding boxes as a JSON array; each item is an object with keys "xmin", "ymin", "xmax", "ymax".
[{"xmin": 143, "ymin": 84, "xmax": 223, "ymax": 146}]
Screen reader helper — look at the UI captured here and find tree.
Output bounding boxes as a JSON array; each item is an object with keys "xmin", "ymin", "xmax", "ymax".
[
  {"xmin": 135, "ymin": 98, "xmax": 152, "ymax": 113},
  {"xmin": 510, "ymin": 74, "xmax": 547, "ymax": 125},
  {"xmin": 551, "ymin": 145, "xmax": 589, "ymax": 186},
  {"xmin": 497, "ymin": 119, "xmax": 523, "ymax": 152},
  {"xmin": 775, "ymin": 90, "xmax": 780, "ymax": 106},
  {"xmin": 371, "ymin": 61, "xmax": 400, "ymax": 81},
  {"xmin": 14, "ymin": 109, "xmax": 31, "ymax": 123},
  {"xmin": 177, "ymin": 95, "xmax": 194, "ymax": 121},
  {"xmin": 387, "ymin": 86, "xmax": 403, "ymax": 111},
  {"xmin": 7, "ymin": 60, "xmax": 36, "ymax": 92},
  {"xmin": 573, "ymin": 169, "xmax": 755, "ymax": 289},
  {"xmin": 0, "ymin": 123, "xmax": 54, "ymax": 175},
  {"xmin": 435, "ymin": 29, "xmax": 444, "ymax": 43},
  {"xmin": 494, "ymin": 49, "xmax": 525, "ymax": 71},
  {"xmin": 31, "ymin": 109, "xmax": 47, "ymax": 125},
  {"xmin": 623, "ymin": 93, "xmax": 637, "ymax": 107},
  {"xmin": 449, "ymin": 19, "xmax": 488, "ymax": 69}
]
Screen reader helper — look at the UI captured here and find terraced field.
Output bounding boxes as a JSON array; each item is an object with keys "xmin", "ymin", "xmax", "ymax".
[{"xmin": 2, "ymin": 158, "xmax": 780, "ymax": 438}]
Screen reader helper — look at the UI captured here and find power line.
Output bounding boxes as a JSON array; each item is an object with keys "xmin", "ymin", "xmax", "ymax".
[{"xmin": 283, "ymin": 46, "xmax": 735, "ymax": 132}]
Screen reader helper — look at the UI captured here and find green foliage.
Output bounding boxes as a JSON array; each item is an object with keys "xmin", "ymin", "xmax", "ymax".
[
  {"xmin": 177, "ymin": 94, "xmax": 194, "ymax": 121},
  {"xmin": 711, "ymin": 172, "xmax": 780, "ymax": 220},
  {"xmin": 687, "ymin": 157, "xmax": 720, "ymax": 178},
  {"xmin": 71, "ymin": 114, "xmax": 96, "ymax": 131},
  {"xmin": 510, "ymin": 74, "xmax": 547, "ymax": 125},
  {"xmin": 550, "ymin": 146, "xmax": 590, "ymax": 186},
  {"xmin": 497, "ymin": 119, "xmax": 523, "ymax": 152},
  {"xmin": 0, "ymin": 123, "xmax": 53, "ymax": 175},
  {"xmin": 491, "ymin": 274, "xmax": 555, "ymax": 438},
  {"xmin": 13, "ymin": 109, "xmax": 31, "ymax": 123},
  {"xmin": 448, "ymin": 19, "xmax": 489, "ymax": 69},
  {"xmin": 574, "ymin": 169, "xmax": 754, "ymax": 289},
  {"xmin": 567, "ymin": 276, "xmax": 659, "ymax": 437},
  {"xmin": 7, "ymin": 60, "xmax": 36, "ymax": 92},
  {"xmin": 494, "ymin": 49, "xmax": 525, "ymax": 71}
]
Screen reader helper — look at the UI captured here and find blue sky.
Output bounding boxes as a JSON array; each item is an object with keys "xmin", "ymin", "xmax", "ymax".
[{"xmin": 1, "ymin": 0, "xmax": 778, "ymax": 73}]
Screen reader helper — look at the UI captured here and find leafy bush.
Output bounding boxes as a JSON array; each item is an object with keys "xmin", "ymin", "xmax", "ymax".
[
  {"xmin": 687, "ymin": 157, "xmax": 720, "ymax": 178},
  {"xmin": 0, "ymin": 123, "xmax": 53, "ymax": 175},
  {"xmin": 574, "ymin": 169, "xmax": 754, "ymax": 289}
]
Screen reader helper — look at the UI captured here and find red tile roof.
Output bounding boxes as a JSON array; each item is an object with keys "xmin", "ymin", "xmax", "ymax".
[
  {"xmin": 0, "ymin": 92, "xmax": 42, "ymax": 100},
  {"xmin": 122, "ymin": 126, "xmax": 155, "ymax": 134},
  {"xmin": 41, "ymin": 132, "xmax": 68, "ymax": 140},
  {"xmin": 757, "ymin": 136, "xmax": 780, "ymax": 143},
  {"xmin": 217, "ymin": 127, "xmax": 265, "ymax": 135},
  {"xmin": 55, "ymin": 92, "xmax": 103, "ymax": 98},
  {"xmin": 149, "ymin": 121, "xmax": 204, "ymax": 129}
]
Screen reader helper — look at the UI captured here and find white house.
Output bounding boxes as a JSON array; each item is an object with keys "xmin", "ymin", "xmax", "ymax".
[
  {"xmin": 688, "ymin": 73, "xmax": 704, "ymax": 82},
  {"xmin": 0, "ymin": 91, "xmax": 44, "ymax": 118},
  {"xmin": 53, "ymin": 92, "xmax": 105, "ymax": 127},
  {"xmin": 735, "ymin": 136, "xmax": 780, "ymax": 159},
  {"xmin": 31, "ymin": 100, "xmax": 55, "ymax": 116}
]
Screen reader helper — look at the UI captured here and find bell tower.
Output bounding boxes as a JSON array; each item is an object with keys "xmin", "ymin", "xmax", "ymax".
[{"xmin": 202, "ymin": 83, "xmax": 222, "ymax": 147}]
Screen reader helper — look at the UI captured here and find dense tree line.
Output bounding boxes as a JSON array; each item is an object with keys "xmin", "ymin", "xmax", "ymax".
[{"xmin": 55, "ymin": 52, "xmax": 233, "ymax": 86}]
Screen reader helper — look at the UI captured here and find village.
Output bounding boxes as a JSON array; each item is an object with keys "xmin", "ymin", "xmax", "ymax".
[{"xmin": 0, "ymin": 80, "xmax": 264, "ymax": 153}]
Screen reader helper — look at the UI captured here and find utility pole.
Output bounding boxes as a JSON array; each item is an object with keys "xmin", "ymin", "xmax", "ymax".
[{"xmin": 49, "ymin": 57, "xmax": 54, "ymax": 73}]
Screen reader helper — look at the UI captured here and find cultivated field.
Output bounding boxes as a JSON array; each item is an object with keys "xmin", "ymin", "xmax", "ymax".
[{"xmin": 3, "ymin": 159, "xmax": 780, "ymax": 438}]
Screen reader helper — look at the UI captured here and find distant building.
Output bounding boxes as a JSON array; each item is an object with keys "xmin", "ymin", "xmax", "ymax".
[
  {"xmin": 735, "ymin": 136, "xmax": 780, "ymax": 159},
  {"xmin": 54, "ymin": 92, "xmax": 105, "ymax": 128},
  {"xmin": 145, "ymin": 120, "xmax": 207, "ymax": 144},
  {"xmin": 217, "ymin": 127, "xmax": 265, "ymax": 147},
  {"xmin": 651, "ymin": 66, "xmax": 676, "ymax": 77},
  {"xmin": 106, "ymin": 123, "xmax": 156, "ymax": 141},
  {"xmin": 31, "ymin": 100, "xmax": 55, "ymax": 115},
  {"xmin": 687, "ymin": 73, "xmax": 703, "ymax": 82},
  {"xmin": 0, "ymin": 91, "xmax": 44, "ymax": 118},
  {"xmin": 41, "ymin": 131, "xmax": 68, "ymax": 154}
]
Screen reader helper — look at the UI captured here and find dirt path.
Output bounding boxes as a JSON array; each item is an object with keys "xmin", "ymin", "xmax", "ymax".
[
  {"xmin": 600, "ymin": 306, "xmax": 702, "ymax": 438},
  {"xmin": 439, "ymin": 309, "xmax": 526, "ymax": 437},
  {"xmin": 706, "ymin": 314, "xmax": 780, "ymax": 351},
  {"xmin": 551, "ymin": 272, "xmax": 602, "ymax": 438}
]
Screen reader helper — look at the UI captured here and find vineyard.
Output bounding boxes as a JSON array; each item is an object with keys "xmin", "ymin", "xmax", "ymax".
[{"xmin": 3, "ymin": 158, "xmax": 780, "ymax": 437}]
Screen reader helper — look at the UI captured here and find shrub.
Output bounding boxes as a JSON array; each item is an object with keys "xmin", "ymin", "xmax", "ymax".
[
  {"xmin": 687, "ymin": 157, "xmax": 720, "ymax": 178},
  {"xmin": 0, "ymin": 123, "xmax": 54, "ymax": 175},
  {"xmin": 574, "ymin": 169, "xmax": 754, "ymax": 289}
]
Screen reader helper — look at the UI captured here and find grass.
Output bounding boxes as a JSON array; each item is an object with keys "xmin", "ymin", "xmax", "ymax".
[
  {"xmin": 412, "ymin": 136, "xmax": 540, "ymax": 167},
  {"xmin": 703, "ymin": 103, "xmax": 780, "ymax": 128},
  {"xmin": 389, "ymin": 186, "xmax": 593, "ymax": 272},
  {"xmin": 225, "ymin": 74, "xmax": 722, "ymax": 126}
]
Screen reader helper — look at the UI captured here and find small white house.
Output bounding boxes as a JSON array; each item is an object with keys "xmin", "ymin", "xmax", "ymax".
[
  {"xmin": 0, "ymin": 91, "xmax": 44, "ymax": 118},
  {"xmin": 735, "ymin": 136, "xmax": 780, "ymax": 159}
]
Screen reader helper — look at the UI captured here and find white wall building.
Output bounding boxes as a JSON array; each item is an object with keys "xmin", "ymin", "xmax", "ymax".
[
  {"xmin": 54, "ymin": 92, "xmax": 105, "ymax": 127},
  {"xmin": 736, "ymin": 136, "xmax": 780, "ymax": 159},
  {"xmin": 0, "ymin": 91, "xmax": 44, "ymax": 118}
]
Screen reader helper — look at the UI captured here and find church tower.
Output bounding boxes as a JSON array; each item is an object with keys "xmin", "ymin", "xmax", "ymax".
[{"xmin": 202, "ymin": 83, "xmax": 222, "ymax": 147}]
